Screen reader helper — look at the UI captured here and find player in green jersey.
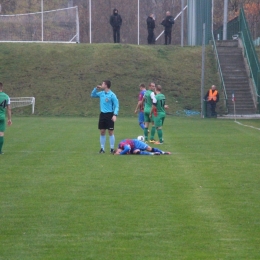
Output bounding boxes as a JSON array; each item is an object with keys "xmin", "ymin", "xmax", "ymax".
[
  {"xmin": 0, "ymin": 83, "xmax": 12, "ymax": 154},
  {"xmin": 143, "ymin": 82, "xmax": 157, "ymax": 142},
  {"xmin": 151, "ymin": 85, "xmax": 168, "ymax": 144}
]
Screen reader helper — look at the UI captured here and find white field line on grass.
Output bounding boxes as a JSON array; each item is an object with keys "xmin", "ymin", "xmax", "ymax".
[{"xmin": 235, "ymin": 121, "xmax": 260, "ymax": 131}]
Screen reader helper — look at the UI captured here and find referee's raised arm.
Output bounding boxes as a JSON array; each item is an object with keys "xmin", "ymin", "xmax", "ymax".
[
  {"xmin": 90, "ymin": 85, "xmax": 102, "ymax": 97},
  {"xmin": 90, "ymin": 80, "xmax": 119, "ymax": 154}
]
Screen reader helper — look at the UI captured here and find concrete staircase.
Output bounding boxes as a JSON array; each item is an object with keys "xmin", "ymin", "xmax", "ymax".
[{"xmin": 216, "ymin": 40, "xmax": 256, "ymax": 115}]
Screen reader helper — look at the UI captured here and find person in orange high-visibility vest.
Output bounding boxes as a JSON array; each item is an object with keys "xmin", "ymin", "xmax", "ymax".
[{"xmin": 204, "ymin": 85, "xmax": 219, "ymax": 117}]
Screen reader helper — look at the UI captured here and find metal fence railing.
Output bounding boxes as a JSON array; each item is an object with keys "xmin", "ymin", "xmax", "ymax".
[
  {"xmin": 239, "ymin": 7, "xmax": 260, "ymax": 113},
  {"xmin": 211, "ymin": 32, "xmax": 228, "ymax": 113}
]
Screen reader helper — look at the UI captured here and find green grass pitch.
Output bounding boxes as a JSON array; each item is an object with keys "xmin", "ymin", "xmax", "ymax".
[{"xmin": 1, "ymin": 116, "xmax": 260, "ymax": 259}]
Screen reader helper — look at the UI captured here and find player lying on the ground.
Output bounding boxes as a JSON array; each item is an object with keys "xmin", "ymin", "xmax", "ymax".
[{"xmin": 113, "ymin": 139, "xmax": 171, "ymax": 155}]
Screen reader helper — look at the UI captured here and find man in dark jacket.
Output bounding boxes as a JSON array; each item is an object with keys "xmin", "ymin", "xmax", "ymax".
[
  {"xmin": 146, "ymin": 13, "xmax": 155, "ymax": 44},
  {"xmin": 110, "ymin": 8, "xmax": 122, "ymax": 43},
  {"xmin": 161, "ymin": 11, "xmax": 174, "ymax": 45}
]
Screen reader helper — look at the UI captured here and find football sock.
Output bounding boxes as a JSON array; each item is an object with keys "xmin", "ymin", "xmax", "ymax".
[
  {"xmin": 157, "ymin": 129, "xmax": 163, "ymax": 142},
  {"xmin": 151, "ymin": 147, "xmax": 162, "ymax": 153},
  {"xmin": 150, "ymin": 126, "xmax": 156, "ymax": 140},
  {"xmin": 0, "ymin": 136, "xmax": 3, "ymax": 152},
  {"xmin": 100, "ymin": 135, "xmax": 106, "ymax": 150},
  {"xmin": 140, "ymin": 151, "xmax": 152, "ymax": 155},
  {"xmin": 109, "ymin": 135, "xmax": 115, "ymax": 149},
  {"xmin": 139, "ymin": 122, "xmax": 145, "ymax": 130},
  {"xmin": 144, "ymin": 128, "xmax": 149, "ymax": 141},
  {"xmin": 0, "ymin": 136, "xmax": 3, "ymax": 153}
]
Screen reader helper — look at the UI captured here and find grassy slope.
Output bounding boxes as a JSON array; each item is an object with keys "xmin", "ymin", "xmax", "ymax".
[{"xmin": 0, "ymin": 43, "xmax": 224, "ymax": 116}]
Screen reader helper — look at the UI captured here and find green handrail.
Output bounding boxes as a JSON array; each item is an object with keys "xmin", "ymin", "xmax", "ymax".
[
  {"xmin": 211, "ymin": 32, "xmax": 228, "ymax": 113},
  {"xmin": 239, "ymin": 7, "xmax": 260, "ymax": 112}
]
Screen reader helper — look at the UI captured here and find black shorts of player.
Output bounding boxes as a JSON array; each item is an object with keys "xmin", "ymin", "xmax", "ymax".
[{"xmin": 98, "ymin": 112, "xmax": 114, "ymax": 130}]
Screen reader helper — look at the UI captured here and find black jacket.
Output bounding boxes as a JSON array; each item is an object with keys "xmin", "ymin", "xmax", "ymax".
[
  {"xmin": 161, "ymin": 15, "xmax": 174, "ymax": 29},
  {"xmin": 147, "ymin": 17, "xmax": 155, "ymax": 30},
  {"xmin": 110, "ymin": 9, "xmax": 122, "ymax": 27}
]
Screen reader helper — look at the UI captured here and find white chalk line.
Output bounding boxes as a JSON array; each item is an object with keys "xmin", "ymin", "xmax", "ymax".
[{"xmin": 235, "ymin": 121, "xmax": 260, "ymax": 131}]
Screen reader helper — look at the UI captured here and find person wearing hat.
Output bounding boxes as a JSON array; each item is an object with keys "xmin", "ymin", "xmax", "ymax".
[
  {"xmin": 146, "ymin": 13, "xmax": 155, "ymax": 44},
  {"xmin": 110, "ymin": 8, "xmax": 122, "ymax": 43}
]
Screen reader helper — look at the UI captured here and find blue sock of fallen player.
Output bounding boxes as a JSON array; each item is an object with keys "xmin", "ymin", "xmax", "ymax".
[
  {"xmin": 140, "ymin": 151, "xmax": 153, "ymax": 155},
  {"xmin": 151, "ymin": 148, "xmax": 163, "ymax": 154}
]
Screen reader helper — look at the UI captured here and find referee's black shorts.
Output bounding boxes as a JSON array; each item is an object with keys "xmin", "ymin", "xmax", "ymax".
[{"xmin": 98, "ymin": 112, "xmax": 114, "ymax": 130}]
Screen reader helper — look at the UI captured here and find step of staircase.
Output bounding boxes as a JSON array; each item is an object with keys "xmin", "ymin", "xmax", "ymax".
[
  {"xmin": 216, "ymin": 40, "xmax": 256, "ymax": 115},
  {"xmin": 216, "ymin": 40, "xmax": 239, "ymax": 47},
  {"xmin": 227, "ymin": 107, "xmax": 256, "ymax": 113}
]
